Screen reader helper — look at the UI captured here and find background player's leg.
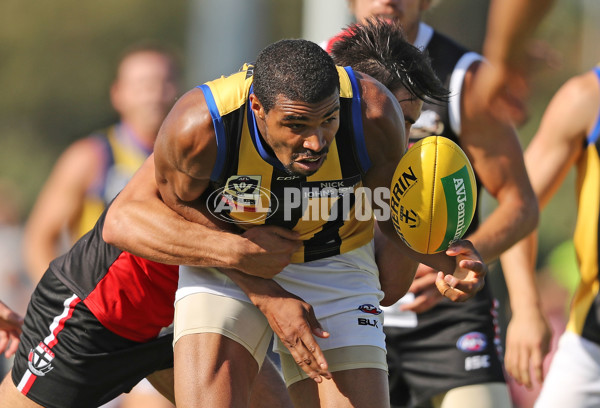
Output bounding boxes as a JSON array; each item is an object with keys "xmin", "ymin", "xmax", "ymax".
[
  {"xmin": 288, "ymin": 368, "xmax": 390, "ymax": 408},
  {"xmin": 141, "ymin": 369, "xmax": 176, "ymax": 405},
  {"xmin": 249, "ymin": 357, "xmax": 293, "ymax": 408},
  {"xmin": 431, "ymin": 383, "xmax": 511, "ymax": 408}
]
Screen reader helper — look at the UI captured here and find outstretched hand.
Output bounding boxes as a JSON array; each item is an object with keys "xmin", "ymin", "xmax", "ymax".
[
  {"xmin": 0, "ymin": 300, "xmax": 23, "ymax": 358},
  {"xmin": 435, "ymin": 240, "xmax": 487, "ymax": 302}
]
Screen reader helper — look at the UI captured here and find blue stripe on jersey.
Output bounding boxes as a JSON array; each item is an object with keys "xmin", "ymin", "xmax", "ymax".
[
  {"xmin": 246, "ymin": 85, "xmax": 286, "ymax": 171},
  {"xmin": 589, "ymin": 67, "xmax": 600, "ymax": 145},
  {"xmin": 198, "ymin": 84, "xmax": 228, "ymax": 181},
  {"xmin": 344, "ymin": 66, "xmax": 371, "ymax": 173}
]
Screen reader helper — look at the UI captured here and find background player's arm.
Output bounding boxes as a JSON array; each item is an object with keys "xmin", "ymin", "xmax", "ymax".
[
  {"xmin": 461, "ymin": 61, "xmax": 539, "ymax": 262},
  {"xmin": 24, "ymin": 137, "xmax": 103, "ymax": 282},
  {"xmin": 475, "ymin": 0, "xmax": 555, "ymax": 123},
  {"xmin": 461, "ymin": 60, "xmax": 550, "ymax": 388},
  {"xmin": 358, "ymin": 72, "xmax": 487, "ymax": 301},
  {"xmin": 0, "ymin": 299, "xmax": 23, "ymax": 358},
  {"xmin": 500, "ymin": 70, "xmax": 597, "ymax": 387}
]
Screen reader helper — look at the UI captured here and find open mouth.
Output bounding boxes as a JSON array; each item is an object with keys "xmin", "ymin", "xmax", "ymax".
[
  {"xmin": 299, "ymin": 156, "xmax": 321, "ymax": 162},
  {"xmin": 295, "ymin": 155, "xmax": 325, "ymax": 171}
]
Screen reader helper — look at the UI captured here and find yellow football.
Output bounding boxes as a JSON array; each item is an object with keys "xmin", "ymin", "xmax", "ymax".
[{"xmin": 389, "ymin": 136, "xmax": 477, "ymax": 254}]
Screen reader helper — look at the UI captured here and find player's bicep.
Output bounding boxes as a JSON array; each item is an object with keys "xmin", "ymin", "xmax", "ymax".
[
  {"xmin": 525, "ymin": 79, "xmax": 589, "ymax": 207},
  {"xmin": 153, "ymin": 88, "xmax": 217, "ymax": 207}
]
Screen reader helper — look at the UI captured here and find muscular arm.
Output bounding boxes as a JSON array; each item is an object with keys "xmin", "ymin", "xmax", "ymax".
[
  {"xmin": 461, "ymin": 62, "xmax": 539, "ymax": 262},
  {"xmin": 500, "ymin": 71, "xmax": 597, "ymax": 387},
  {"xmin": 24, "ymin": 138, "xmax": 103, "ymax": 282},
  {"xmin": 104, "ymin": 89, "xmax": 301, "ymax": 276}
]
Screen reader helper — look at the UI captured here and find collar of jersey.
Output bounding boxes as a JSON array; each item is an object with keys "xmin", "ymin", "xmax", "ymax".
[{"xmin": 247, "ymin": 85, "xmax": 287, "ymax": 171}]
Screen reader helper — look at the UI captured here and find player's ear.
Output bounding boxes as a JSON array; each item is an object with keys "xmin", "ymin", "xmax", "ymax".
[{"xmin": 249, "ymin": 93, "xmax": 266, "ymax": 121}]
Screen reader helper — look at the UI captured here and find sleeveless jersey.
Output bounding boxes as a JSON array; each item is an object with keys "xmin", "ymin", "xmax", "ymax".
[
  {"xmin": 569, "ymin": 65, "xmax": 600, "ymax": 345},
  {"xmin": 77, "ymin": 124, "xmax": 152, "ymax": 238},
  {"xmin": 199, "ymin": 64, "xmax": 373, "ymax": 263}
]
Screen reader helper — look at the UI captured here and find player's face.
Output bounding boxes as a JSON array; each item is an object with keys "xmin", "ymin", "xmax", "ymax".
[
  {"xmin": 393, "ymin": 87, "xmax": 423, "ymax": 140},
  {"xmin": 257, "ymin": 92, "xmax": 340, "ymax": 177},
  {"xmin": 111, "ymin": 51, "xmax": 178, "ymax": 132},
  {"xmin": 350, "ymin": 0, "xmax": 431, "ymax": 35}
]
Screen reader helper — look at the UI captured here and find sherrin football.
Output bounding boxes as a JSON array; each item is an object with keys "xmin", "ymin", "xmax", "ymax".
[{"xmin": 389, "ymin": 136, "xmax": 477, "ymax": 254}]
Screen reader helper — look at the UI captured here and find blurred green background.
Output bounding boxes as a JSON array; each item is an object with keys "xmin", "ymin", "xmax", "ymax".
[{"xmin": 0, "ymin": 0, "xmax": 593, "ymax": 270}]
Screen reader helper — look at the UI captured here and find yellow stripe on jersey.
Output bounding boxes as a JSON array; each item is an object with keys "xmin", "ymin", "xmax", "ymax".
[{"xmin": 569, "ymin": 144, "xmax": 600, "ymax": 335}]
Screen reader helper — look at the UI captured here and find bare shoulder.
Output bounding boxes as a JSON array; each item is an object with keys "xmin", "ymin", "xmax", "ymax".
[
  {"xmin": 49, "ymin": 136, "xmax": 108, "ymax": 186},
  {"xmin": 354, "ymin": 71, "xmax": 406, "ymax": 163},
  {"xmin": 562, "ymin": 70, "xmax": 600, "ymax": 104},
  {"xmin": 154, "ymin": 87, "xmax": 218, "ymax": 180},
  {"xmin": 545, "ymin": 70, "xmax": 600, "ymax": 138}
]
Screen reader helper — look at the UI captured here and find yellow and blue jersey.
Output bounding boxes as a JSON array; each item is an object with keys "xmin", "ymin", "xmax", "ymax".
[
  {"xmin": 199, "ymin": 64, "xmax": 374, "ymax": 263},
  {"xmin": 78, "ymin": 124, "xmax": 151, "ymax": 238}
]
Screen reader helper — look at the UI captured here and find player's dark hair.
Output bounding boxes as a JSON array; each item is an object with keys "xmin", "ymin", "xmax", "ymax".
[
  {"xmin": 253, "ymin": 39, "xmax": 340, "ymax": 112},
  {"xmin": 330, "ymin": 19, "xmax": 449, "ymax": 105},
  {"xmin": 114, "ymin": 40, "xmax": 183, "ymax": 83}
]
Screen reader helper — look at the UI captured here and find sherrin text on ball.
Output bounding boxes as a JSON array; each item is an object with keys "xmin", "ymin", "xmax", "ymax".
[{"xmin": 390, "ymin": 136, "xmax": 477, "ymax": 254}]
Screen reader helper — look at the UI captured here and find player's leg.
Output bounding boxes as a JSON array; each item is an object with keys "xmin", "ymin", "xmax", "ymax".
[
  {"xmin": 136, "ymin": 369, "xmax": 175, "ymax": 406},
  {"xmin": 249, "ymin": 356, "xmax": 293, "ymax": 408},
  {"xmin": 0, "ymin": 371, "xmax": 43, "ymax": 408},
  {"xmin": 534, "ymin": 331, "xmax": 600, "ymax": 408},
  {"xmin": 431, "ymin": 383, "xmax": 511, "ymax": 408},
  {"xmin": 282, "ymin": 347, "xmax": 389, "ymax": 408},
  {"xmin": 173, "ymin": 292, "xmax": 273, "ymax": 408}
]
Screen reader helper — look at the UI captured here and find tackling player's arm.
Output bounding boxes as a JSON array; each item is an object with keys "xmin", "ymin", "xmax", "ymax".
[
  {"xmin": 357, "ymin": 72, "xmax": 487, "ymax": 302},
  {"xmin": 105, "ymin": 88, "xmax": 302, "ymax": 277}
]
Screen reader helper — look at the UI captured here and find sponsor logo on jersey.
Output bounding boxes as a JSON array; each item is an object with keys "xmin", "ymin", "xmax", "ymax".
[
  {"xmin": 456, "ymin": 331, "xmax": 487, "ymax": 352},
  {"xmin": 464, "ymin": 354, "xmax": 491, "ymax": 371},
  {"xmin": 358, "ymin": 304, "xmax": 382, "ymax": 315},
  {"xmin": 27, "ymin": 342, "xmax": 55, "ymax": 376},
  {"xmin": 357, "ymin": 317, "xmax": 379, "ymax": 328}
]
